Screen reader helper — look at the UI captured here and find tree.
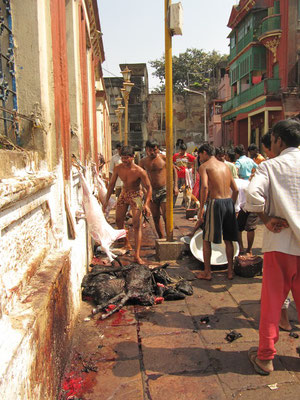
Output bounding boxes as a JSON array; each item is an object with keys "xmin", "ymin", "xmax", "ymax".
[{"xmin": 149, "ymin": 48, "xmax": 228, "ymax": 95}]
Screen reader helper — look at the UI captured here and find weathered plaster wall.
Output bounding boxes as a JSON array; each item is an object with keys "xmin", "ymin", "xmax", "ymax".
[
  {"xmin": 208, "ymin": 114, "xmax": 223, "ymax": 147},
  {"xmin": 87, "ymin": 49, "xmax": 95, "ymax": 161},
  {"xmin": 66, "ymin": 0, "xmax": 84, "ymax": 159},
  {"xmin": 95, "ymin": 82, "xmax": 111, "ymax": 178},
  {"xmin": 11, "ymin": 0, "xmax": 56, "ymax": 166},
  {"xmin": 218, "ymin": 74, "xmax": 231, "ymax": 102},
  {"xmin": 147, "ymin": 93, "xmax": 205, "ymax": 147},
  {"xmin": 0, "ymin": 165, "xmax": 90, "ymax": 399},
  {"xmin": 0, "ymin": 250, "xmax": 72, "ymax": 400},
  {"xmin": 0, "ymin": 0, "xmax": 108, "ymax": 397},
  {"xmin": 0, "ymin": 190, "xmax": 51, "ymax": 315}
]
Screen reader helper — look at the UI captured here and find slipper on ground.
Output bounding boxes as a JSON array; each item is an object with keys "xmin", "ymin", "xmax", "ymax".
[
  {"xmin": 279, "ymin": 325, "xmax": 292, "ymax": 332},
  {"xmin": 248, "ymin": 347, "xmax": 270, "ymax": 376}
]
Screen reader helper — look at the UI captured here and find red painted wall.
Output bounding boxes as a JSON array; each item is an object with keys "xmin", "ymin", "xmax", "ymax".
[
  {"xmin": 277, "ymin": 0, "xmax": 289, "ymax": 88},
  {"xmin": 91, "ymin": 55, "xmax": 98, "ymax": 167},
  {"xmin": 50, "ymin": 0, "xmax": 71, "ymax": 180}
]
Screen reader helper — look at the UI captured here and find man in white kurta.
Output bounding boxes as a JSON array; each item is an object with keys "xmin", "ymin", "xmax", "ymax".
[{"xmin": 246, "ymin": 119, "xmax": 300, "ymax": 375}]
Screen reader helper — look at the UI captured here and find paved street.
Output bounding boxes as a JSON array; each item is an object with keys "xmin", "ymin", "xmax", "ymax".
[{"xmin": 59, "ymin": 197, "xmax": 300, "ymax": 400}]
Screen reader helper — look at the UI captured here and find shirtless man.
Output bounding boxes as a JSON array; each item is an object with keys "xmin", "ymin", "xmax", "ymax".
[
  {"xmin": 140, "ymin": 139, "xmax": 178, "ymax": 238},
  {"xmin": 103, "ymin": 145, "xmax": 152, "ymax": 264},
  {"xmin": 196, "ymin": 144, "xmax": 239, "ymax": 280}
]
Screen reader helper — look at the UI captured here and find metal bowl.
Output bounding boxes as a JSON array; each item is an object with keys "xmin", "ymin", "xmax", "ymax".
[{"xmin": 190, "ymin": 230, "xmax": 239, "ymax": 265}]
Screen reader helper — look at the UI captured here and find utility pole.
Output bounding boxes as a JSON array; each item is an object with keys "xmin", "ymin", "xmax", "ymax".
[{"xmin": 165, "ymin": 0, "xmax": 173, "ymax": 241}]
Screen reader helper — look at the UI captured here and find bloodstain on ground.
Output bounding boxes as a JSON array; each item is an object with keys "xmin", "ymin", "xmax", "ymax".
[
  {"xmin": 95, "ymin": 308, "xmax": 134, "ymax": 326},
  {"xmin": 59, "ymin": 365, "xmax": 97, "ymax": 399}
]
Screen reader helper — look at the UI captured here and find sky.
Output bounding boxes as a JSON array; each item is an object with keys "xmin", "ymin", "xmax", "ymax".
[{"xmin": 97, "ymin": 0, "xmax": 238, "ymax": 90}]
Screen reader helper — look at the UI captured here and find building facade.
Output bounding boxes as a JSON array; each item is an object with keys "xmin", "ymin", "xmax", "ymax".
[
  {"xmin": 147, "ymin": 92, "xmax": 206, "ymax": 151},
  {"xmin": 222, "ymin": 0, "xmax": 300, "ymax": 148},
  {"xmin": 105, "ymin": 64, "xmax": 207, "ymax": 152},
  {"xmin": 0, "ymin": 1, "xmax": 110, "ymax": 398},
  {"xmin": 208, "ymin": 66, "xmax": 231, "ymax": 146}
]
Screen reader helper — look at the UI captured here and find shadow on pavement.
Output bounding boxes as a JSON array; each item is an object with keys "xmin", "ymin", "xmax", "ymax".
[{"xmin": 111, "ymin": 340, "xmax": 300, "ymax": 378}]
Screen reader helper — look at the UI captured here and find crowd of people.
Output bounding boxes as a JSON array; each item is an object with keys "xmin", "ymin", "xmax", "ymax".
[{"xmin": 99, "ymin": 118, "xmax": 300, "ymax": 376}]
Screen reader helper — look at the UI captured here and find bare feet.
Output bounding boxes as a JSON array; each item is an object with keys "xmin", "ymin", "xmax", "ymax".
[
  {"xmin": 113, "ymin": 248, "xmax": 130, "ymax": 256},
  {"xmin": 194, "ymin": 271, "xmax": 212, "ymax": 281},
  {"xmin": 134, "ymin": 255, "xmax": 144, "ymax": 265},
  {"xmin": 123, "ymin": 244, "xmax": 133, "ymax": 251},
  {"xmin": 227, "ymin": 269, "xmax": 234, "ymax": 280}
]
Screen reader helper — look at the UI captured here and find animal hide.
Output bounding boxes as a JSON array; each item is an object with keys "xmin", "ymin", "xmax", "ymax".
[
  {"xmin": 82, "ymin": 262, "xmax": 194, "ymax": 319},
  {"xmin": 93, "ymin": 172, "xmax": 116, "ymax": 218},
  {"xmin": 78, "ymin": 171, "xmax": 126, "ymax": 261}
]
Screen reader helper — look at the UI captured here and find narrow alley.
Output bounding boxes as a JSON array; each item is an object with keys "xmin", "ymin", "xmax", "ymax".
[
  {"xmin": 58, "ymin": 197, "xmax": 300, "ymax": 400},
  {"xmin": 1, "ymin": 1, "xmax": 300, "ymax": 399}
]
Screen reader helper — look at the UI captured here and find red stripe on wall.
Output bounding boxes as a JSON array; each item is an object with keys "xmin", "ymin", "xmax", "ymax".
[
  {"xmin": 91, "ymin": 54, "xmax": 98, "ymax": 168},
  {"xmin": 78, "ymin": 5, "xmax": 90, "ymax": 162},
  {"xmin": 50, "ymin": 0, "xmax": 71, "ymax": 180}
]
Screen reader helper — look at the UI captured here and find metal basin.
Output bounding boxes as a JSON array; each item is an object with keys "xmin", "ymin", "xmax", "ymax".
[{"xmin": 190, "ymin": 230, "xmax": 239, "ymax": 265}]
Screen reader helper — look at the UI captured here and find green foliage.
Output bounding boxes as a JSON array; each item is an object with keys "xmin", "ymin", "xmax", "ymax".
[{"xmin": 149, "ymin": 48, "xmax": 228, "ymax": 95}]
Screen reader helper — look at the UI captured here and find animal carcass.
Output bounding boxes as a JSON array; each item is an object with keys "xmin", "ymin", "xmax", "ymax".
[
  {"xmin": 78, "ymin": 171, "xmax": 126, "ymax": 262},
  {"xmin": 82, "ymin": 262, "xmax": 193, "ymax": 319}
]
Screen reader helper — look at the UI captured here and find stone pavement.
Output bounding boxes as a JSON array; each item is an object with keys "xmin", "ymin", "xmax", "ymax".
[{"xmin": 59, "ymin": 197, "xmax": 300, "ymax": 400}]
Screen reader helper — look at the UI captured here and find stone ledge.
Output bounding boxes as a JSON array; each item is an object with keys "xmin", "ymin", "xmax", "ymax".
[{"xmin": 0, "ymin": 172, "xmax": 56, "ymax": 211}]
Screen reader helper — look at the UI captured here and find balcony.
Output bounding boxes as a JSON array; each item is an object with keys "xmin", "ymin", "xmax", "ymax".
[
  {"xmin": 259, "ymin": 15, "xmax": 281, "ymax": 37},
  {"xmin": 222, "ymin": 78, "xmax": 281, "ymax": 113},
  {"xmin": 229, "ymin": 29, "xmax": 254, "ymax": 62},
  {"xmin": 237, "ymin": 29, "xmax": 253, "ymax": 54},
  {"xmin": 228, "ymin": 13, "xmax": 281, "ymax": 64},
  {"xmin": 258, "ymin": 15, "xmax": 281, "ymax": 62},
  {"xmin": 228, "ymin": 47, "xmax": 237, "ymax": 62}
]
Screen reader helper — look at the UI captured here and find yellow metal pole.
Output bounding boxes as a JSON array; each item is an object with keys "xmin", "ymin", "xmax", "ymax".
[
  {"xmin": 264, "ymin": 110, "xmax": 269, "ymax": 135},
  {"xmin": 165, "ymin": 0, "xmax": 173, "ymax": 241},
  {"xmin": 124, "ymin": 95, "xmax": 129, "ymax": 145},
  {"xmin": 248, "ymin": 116, "xmax": 251, "ymax": 147},
  {"xmin": 118, "ymin": 113, "xmax": 122, "ymax": 143}
]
